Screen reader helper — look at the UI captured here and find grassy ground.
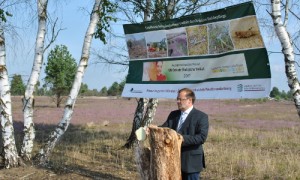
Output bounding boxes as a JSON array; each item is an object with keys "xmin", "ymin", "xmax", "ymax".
[{"xmin": 1, "ymin": 96, "xmax": 299, "ymax": 179}]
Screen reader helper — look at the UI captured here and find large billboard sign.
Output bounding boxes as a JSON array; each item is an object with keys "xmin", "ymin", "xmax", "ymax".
[{"xmin": 121, "ymin": 2, "xmax": 271, "ymax": 99}]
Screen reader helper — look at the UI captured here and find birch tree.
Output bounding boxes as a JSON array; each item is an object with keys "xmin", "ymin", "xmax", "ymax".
[
  {"xmin": 1, "ymin": 0, "xmax": 116, "ymax": 167},
  {"xmin": 117, "ymin": 1, "xmax": 300, "ymax": 146},
  {"xmin": 118, "ymin": 0, "xmax": 229, "ymax": 148},
  {"xmin": 124, "ymin": 98, "xmax": 148, "ymax": 148},
  {"xmin": 20, "ymin": 0, "xmax": 48, "ymax": 161},
  {"xmin": 0, "ymin": 0, "xmax": 31, "ymax": 168},
  {"xmin": 0, "ymin": 22, "xmax": 19, "ymax": 169},
  {"xmin": 44, "ymin": 45, "xmax": 77, "ymax": 108},
  {"xmin": 270, "ymin": 0, "xmax": 300, "ymax": 117},
  {"xmin": 34, "ymin": 0, "xmax": 117, "ymax": 164}
]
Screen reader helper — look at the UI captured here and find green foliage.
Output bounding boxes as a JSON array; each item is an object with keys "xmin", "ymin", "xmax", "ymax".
[
  {"xmin": 95, "ymin": 0, "xmax": 118, "ymax": 44},
  {"xmin": 79, "ymin": 88, "xmax": 101, "ymax": 96},
  {"xmin": 119, "ymin": 79, "xmax": 126, "ymax": 92},
  {"xmin": 44, "ymin": 45, "xmax": 77, "ymax": 107},
  {"xmin": 153, "ymin": 0, "xmax": 167, "ymax": 20},
  {"xmin": 280, "ymin": 90, "xmax": 293, "ymax": 100},
  {"xmin": 106, "ymin": 79, "xmax": 126, "ymax": 96},
  {"xmin": 36, "ymin": 87, "xmax": 49, "ymax": 96},
  {"xmin": 240, "ymin": 98, "xmax": 268, "ymax": 103},
  {"xmin": 107, "ymin": 81, "xmax": 120, "ymax": 96},
  {"xmin": 270, "ymin": 87, "xmax": 280, "ymax": 98},
  {"xmin": 35, "ymin": 80, "xmax": 40, "ymax": 93},
  {"xmin": 79, "ymin": 83, "xmax": 89, "ymax": 95},
  {"xmin": 100, "ymin": 86, "xmax": 108, "ymax": 96},
  {"xmin": 85, "ymin": 89, "xmax": 100, "ymax": 96},
  {"xmin": 269, "ymin": 87, "xmax": 293, "ymax": 100},
  {"xmin": 41, "ymin": 79, "xmax": 127, "ymax": 97},
  {"xmin": 92, "ymin": 89, "xmax": 100, "ymax": 95},
  {"xmin": 10, "ymin": 74, "xmax": 25, "ymax": 95},
  {"xmin": 0, "ymin": 8, "xmax": 12, "ymax": 22}
]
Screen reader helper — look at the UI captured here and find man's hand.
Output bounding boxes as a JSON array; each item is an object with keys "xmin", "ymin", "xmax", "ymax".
[
  {"xmin": 143, "ymin": 126, "xmax": 150, "ymax": 136},
  {"xmin": 143, "ymin": 124, "xmax": 158, "ymax": 136}
]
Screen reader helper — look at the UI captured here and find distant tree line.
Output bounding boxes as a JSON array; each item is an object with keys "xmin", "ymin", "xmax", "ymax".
[
  {"xmin": 11, "ymin": 75, "xmax": 291, "ymax": 101},
  {"xmin": 10, "ymin": 74, "xmax": 126, "ymax": 97},
  {"xmin": 269, "ymin": 87, "xmax": 293, "ymax": 100},
  {"xmin": 6, "ymin": 47, "xmax": 280, "ymax": 105},
  {"xmin": 10, "ymin": 44, "xmax": 126, "ymax": 99}
]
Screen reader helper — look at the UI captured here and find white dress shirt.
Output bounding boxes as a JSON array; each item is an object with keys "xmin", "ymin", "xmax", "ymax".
[{"xmin": 177, "ymin": 106, "xmax": 193, "ymax": 131}]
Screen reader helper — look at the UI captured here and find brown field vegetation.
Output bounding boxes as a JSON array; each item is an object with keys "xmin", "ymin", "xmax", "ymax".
[{"xmin": 1, "ymin": 96, "xmax": 300, "ymax": 179}]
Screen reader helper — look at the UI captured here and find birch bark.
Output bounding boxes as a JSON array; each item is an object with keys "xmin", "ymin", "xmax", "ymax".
[
  {"xmin": 34, "ymin": 0, "xmax": 101, "ymax": 165},
  {"xmin": 0, "ymin": 26, "xmax": 19, "ymax": 168},
  {"xmin": 271, "ymin": 0, "xmax": 300, "ymax": 117},
  {"xmin": 20, "ymin": 0, "xmax": 48, "ymax": 161},
  {"xmin": 141, "ymin": 98, "xmax": 159, "ymax": 127},
  {"xmin": 124, "ymin": 98, "xmax": 148, "ymax": 148},
  {"xmin": 126, "ymin": 0, "xmax": 179, "ymax": 148},
  {"xmin": 129, "ymin": 0, "xmax": 177, "ymax": 146}
]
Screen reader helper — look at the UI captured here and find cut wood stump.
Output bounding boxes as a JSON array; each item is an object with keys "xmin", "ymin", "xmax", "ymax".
[{"xmin": 135, "ymin": 125, "xmax": 183, "ymax": 180}]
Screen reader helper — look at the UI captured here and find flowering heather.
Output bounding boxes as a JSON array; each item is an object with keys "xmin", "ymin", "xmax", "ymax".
[
  {"xmin": 11, "ymin": 96, "xmax": 299, "ymax": 131},
  {"xmin": 2, "ymin": 96, "xmax": 299, "ymax": 179}
]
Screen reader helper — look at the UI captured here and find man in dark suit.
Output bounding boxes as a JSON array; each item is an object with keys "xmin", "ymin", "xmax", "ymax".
[{"xmin": 161, "ymin": 88, "xmax": 209, "ymax": 180}]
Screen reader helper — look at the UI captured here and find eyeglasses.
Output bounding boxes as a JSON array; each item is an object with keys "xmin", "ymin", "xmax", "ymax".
[{"xmin": 176, "ymin": 98, "xmax": 188, "ymax": 102}]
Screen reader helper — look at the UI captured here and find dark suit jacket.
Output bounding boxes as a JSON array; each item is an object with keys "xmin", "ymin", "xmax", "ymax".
[{"xmin": 161, "ymin": 107, "xmax": 209, "ymax": 173}]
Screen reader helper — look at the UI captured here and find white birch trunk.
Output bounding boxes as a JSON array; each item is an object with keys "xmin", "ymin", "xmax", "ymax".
[
  {"xmin": 271, "ymin": 0, "xmax": 300, "ymax": 117},
  {"xmin": 141, "ymin": 98, "xmax": 158, "ymax": 127},
  {"xmin": 127, "ymin": 0, "xmax": 165, "ymax": 148},
  {"xmin": 34, "ymin": 0, "xmax": 101, "ymax": 165},
  {"xmin": 20, "ymin": 0, "xmax": 48, "ymax": 161},
  {"xmin": 138, "ymin": 0, "xmax": 178, "ymax": 139},
  {"xmin": 0, "ymin": 26, "xmax": 19, "ymax": 168},
  {"xmin": 124, "ymin": 98, "xmax": 148, "ymax": 148}
]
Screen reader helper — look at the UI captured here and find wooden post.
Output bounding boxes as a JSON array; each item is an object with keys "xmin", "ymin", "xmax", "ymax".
[{"xmin": 135, "ymin": 125, "xmax": 183, "ymax": 180}]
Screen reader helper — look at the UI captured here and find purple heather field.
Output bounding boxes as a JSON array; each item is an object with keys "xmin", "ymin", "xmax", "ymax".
[{"xmin": 11, "ymin": 96, "xmax": 300, "ymax": 131}]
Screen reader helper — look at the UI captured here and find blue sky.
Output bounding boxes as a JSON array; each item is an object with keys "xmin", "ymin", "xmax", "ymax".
[
  {"xmin": 6, "ymin": 1, "xmax": 127, "ymax": 91},
  {"xmin": 6, "ymin": 1, "xmax": 291, "ymax": 92}
]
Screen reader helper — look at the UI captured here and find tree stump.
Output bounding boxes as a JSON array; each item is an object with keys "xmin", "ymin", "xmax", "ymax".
[{"xmin": 135, "ymin": 125, "xmax": 183, "ymax": 180}]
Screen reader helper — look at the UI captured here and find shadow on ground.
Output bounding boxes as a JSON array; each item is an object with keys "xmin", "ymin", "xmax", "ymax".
[{"xmin": 0, "ymin": 121, "xmax": 136, "ymax": 179}]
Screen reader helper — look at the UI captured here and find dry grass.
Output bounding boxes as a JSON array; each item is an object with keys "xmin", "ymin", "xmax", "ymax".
[
  {"xmin": 1, "ymin": 96, "xmax": 300, "ymax": 179},
  {"xmin": 39, "ymin": 124, "xmax": 139, "ymax": 179},
  {"xmin": 204, "ymin": 126, "xmax": 300, "ymax": 179}
]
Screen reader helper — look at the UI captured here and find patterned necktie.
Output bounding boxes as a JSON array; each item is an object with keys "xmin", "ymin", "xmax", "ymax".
[{"xmin": 177, "ymin": 112, "xmax": 187, "ymax": 131}]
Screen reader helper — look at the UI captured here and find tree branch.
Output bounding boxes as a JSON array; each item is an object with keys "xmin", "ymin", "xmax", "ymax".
[
  {"xmin": 44, "ymin": 18, "xmax": 65, "ymax": 52},
  {"xmin": 282, "ymin": 0, "xmax": 289, "ymax": 27},
  {"xmin": 92, "ymin": 53, "xmax": 129, "ymax": 66}
]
